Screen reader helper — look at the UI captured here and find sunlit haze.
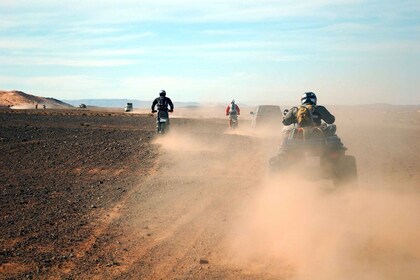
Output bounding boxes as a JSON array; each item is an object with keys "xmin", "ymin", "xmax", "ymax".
[{"xmin": 1, "ymin": 0, "xmax": 419, "ymax": 105}]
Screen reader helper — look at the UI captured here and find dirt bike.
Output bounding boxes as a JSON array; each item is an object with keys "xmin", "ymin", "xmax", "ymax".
[
  {"xmin": 228, "ymin": 113, "xmax": 239, "ymax": 130},
  {"xmin": 153, "ymin": 110, "xmax": 171, "ymax": 134},
  {"xmin": 229, "ymin": 117, "xmax": 238, "ymax": 129},
  {"xmin": 269, "ymin": 121, "xmax": 357, "ymax": 187}
]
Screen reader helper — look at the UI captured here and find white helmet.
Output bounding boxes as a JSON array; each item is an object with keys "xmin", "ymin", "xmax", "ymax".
[{"xmin": 301, "ymin": 92, "xmax": 317, "ymax": 105}]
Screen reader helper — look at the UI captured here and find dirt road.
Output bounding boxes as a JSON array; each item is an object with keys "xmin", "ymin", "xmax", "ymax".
[
  {"xmin": 64, "ymin": 117, "xmax": 277, "ymax": 279},
  {"xmin": 1, "ymin": 107, "xmax": 420, "ymax": 279}
]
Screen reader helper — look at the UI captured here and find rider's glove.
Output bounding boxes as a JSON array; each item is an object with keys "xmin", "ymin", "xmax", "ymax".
[{"xmin": 169, "ymin": 109, "xmax": 173, "ymax": 113}]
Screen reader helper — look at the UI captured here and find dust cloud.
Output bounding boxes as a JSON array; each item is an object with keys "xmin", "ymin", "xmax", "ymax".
[
  {"xmin": 229, "ymin": 176, "xmax": 420, "ymax": 279},
  {"xmin": 224, "ymin": 106, "xmax": 420, "ymax": 279},
  {"xmin": 153, "ymin": 130, "xmax": 217, "ymax": 152},
  {"xmin": 150, "ymin": 106, "xmax": 419, "ymax": 279},
  {"xmin": 151, "ymin": 121, "xmax": 269, "ymax": 180},
  {"xmin": 10, "ymin": 103, "xmax": 40, "ymax": 109}
]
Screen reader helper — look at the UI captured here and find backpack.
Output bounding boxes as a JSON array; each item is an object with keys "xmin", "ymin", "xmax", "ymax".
[
  {"xmin": 157, "ymin": 97, "xmax": 168, "ymax": 111},
  {"xmin": 296, "ymin": 105, "xmax": 314, "ymax": 127},
  {"xmin": 229, "ymin": 104, "xmax": 237, "ymax": 114}
]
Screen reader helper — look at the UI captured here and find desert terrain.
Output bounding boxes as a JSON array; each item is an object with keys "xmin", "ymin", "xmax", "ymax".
[
  {"xmin": 0, "ymin": 91, "xmax": 72, "ymax": 110},
  {"xmin": 1, "ymin": 105, "xmax": 419, "ymax": 280}
]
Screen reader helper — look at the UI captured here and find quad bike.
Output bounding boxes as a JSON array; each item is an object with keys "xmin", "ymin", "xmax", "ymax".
[
  {"xmin": 153, "ymin": 110, "xmax": 170, "ymax": 134},
  {"xmin": 269, "ymin": 124, "xmax": 357, "ymax": 187}
]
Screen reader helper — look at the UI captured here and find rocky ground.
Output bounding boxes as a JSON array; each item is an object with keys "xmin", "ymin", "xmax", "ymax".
[{"xmin": 0, "ymin": 109, "xmax": 157, "ymax": 279}]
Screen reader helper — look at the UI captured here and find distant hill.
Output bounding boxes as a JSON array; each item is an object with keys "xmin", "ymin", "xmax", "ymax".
[
  {"xmin": 63, "ymin": 99, "xmax": 200, "ymax": 108},
  {"xmin": 0, "ymin": 90, "xmax": 73, "ymax": 109}
]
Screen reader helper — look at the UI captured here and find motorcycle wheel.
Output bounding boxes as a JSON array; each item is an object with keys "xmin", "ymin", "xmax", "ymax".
[{"xmin": 160, "ymin": 122, "xmax": 166, "ymax": 134}]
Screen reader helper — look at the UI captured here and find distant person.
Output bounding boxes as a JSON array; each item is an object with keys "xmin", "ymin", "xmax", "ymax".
[
  {"xmin": 283, "ymin": 92, "xmax": 336, "ymax": 135},
  {"xmin": 151, "ymin": 90, "xmax": 174, "ymax": 124},
  {"xmin": 226, "ymin": 100, "xmax": 240, "ymax": 128},
  {"xmin": 42, "ymin": 104, "xmax": 46, "ymax": 109},
  {"xmin": 35, "ymin": 104, "xmax": 38, "ymax": 109}
]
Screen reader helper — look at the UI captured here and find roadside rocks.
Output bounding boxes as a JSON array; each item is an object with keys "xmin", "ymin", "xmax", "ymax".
[{"xmin": 0, "ymin": 109, "xmax": 157, "ymax": 278}]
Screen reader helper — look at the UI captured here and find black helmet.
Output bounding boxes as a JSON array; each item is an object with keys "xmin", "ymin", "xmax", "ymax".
[
  {"xmin": 159, "ymin": 90, "xmax": 166, "ymax": 97},
  {"xmin": 301, "ymin": 92, "xmax": 317, "ymax": 105}
]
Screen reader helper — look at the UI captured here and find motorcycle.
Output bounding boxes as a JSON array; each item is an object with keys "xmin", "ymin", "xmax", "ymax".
[
  {"xmin": 228, "ymin": 112, "xmax": 239, "ymax": 130},
  {"xmin": 230, "ymin": 117, "xmax": 238, "ymax": 129},
  {"xmin": 269, "ymin": 110, "xmax": 357, "ymax": 186},
  {"xmin": 153, "ymin": 110, "xmax": 171, "ymax": 134}
]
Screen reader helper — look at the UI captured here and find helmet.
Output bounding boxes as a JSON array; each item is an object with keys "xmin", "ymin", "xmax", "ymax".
[
  {"xmin": 159, "ymin": 90, "xmax": 166, "ymax": 97},
  {"xmin": 301, "ymin": 92, "xmax": 317, "ymax": 105},
  {"xmin": 231, "ymin": 99, "xmax": 235, "ymax": 104}
]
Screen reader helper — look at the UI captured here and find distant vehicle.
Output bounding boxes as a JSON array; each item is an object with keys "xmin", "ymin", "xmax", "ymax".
[
  {"xmin": 125, "ymin": 103, "xmax": 133, "ymax": 112},
  {"xmin": 250, "ymin": 105, "xmax": 282, "ymax": 128},
  {"xmin": 79, "ymin": 104, "xmax": 87, "ymax": 109}
]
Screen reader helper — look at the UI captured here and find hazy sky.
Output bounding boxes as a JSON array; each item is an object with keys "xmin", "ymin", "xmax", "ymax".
[{"xmin": 1, "ymin": 0, "xmax": 419, "ymax": 104}]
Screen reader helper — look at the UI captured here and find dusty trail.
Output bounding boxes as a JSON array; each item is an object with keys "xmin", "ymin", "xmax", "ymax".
[{"xmin": 88, "ymin": 120, "xmax": 279, "ymax": 279}]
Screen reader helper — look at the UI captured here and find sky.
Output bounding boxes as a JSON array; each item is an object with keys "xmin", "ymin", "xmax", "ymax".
[{"xmin": 0, "ymin": 0, "xmax": 419, "ymax": 105}]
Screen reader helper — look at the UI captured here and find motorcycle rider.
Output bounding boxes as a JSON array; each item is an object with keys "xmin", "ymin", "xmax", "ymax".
[
  {"xmin": 283, "ymin": 92, "xmax": 336, "ymax": 135},
  {"xmin": 226, "ymin": 99, "xmax": 240, "ymax": 128},
  {"xmin": 151, "ymin": 90, "xmax": 174, "ymax": 125}
]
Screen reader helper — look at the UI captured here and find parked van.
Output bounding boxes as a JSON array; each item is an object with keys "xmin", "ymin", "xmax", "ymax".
[
  {"xmin": 125, "ymin": 103, "xmax": 133, "ymax": 112},
  {"xmin": 250, "ymin": 105, "xmax": 282, "ymax": 128}
]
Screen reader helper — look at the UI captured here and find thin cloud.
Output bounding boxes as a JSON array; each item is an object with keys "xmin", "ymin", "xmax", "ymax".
[
  {"xmin": 201, "ymin": 29, "xmax": 238, "ymax": 36},
  {"xmin": 0, "ymin": 32, "xmax": 153, "ymax": 52},
  {"xmin": 0, "ymin": 38, "xmax": 48, "ymax": 50},
  {"xmin": 325, "ymin": 41, "xmax": 420, "ymax": 54},
  {"xmin": 58, "ymin": 26, "xmax": 123, "ymax": 35},
  {"xmin": 0, "ymin": 0, "xmax": 371, "ymax": 27},
  {"xmin": 322, "ymin": 23, "xmax": 375, "ymax": 33},
  {"xmin": 85, "ymin": 49, "xmax": 147, "ymax": 57},
  {"xmin": 0, "ymin": 56, "xmax": 135, "ymax": 67}
]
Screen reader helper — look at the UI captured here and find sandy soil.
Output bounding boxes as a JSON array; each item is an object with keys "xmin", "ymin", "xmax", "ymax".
[{"xmin": 1, "ymin": 106, "xmax": 419, "ymax": 280}]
